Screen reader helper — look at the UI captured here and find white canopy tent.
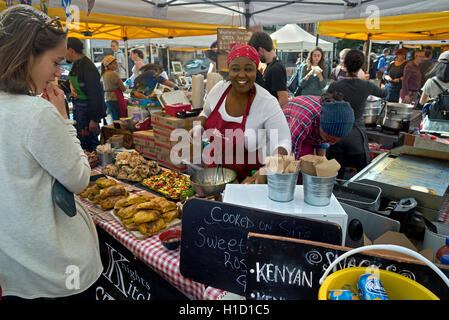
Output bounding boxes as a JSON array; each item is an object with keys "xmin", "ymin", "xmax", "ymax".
[
  {"xmin": 70, "ymin": 0, "xmax": 449, "ymax": 28},
  {"xmin": 270, "ymin": 24, "xmax": 333, "ymax": 52}
]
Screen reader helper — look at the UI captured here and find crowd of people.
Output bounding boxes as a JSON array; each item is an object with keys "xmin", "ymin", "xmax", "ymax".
[{"xmin": 1, "ymin": 4, "xmax": 449, "ymax": 301}]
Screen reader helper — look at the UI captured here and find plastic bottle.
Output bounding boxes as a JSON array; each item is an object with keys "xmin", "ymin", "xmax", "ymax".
[
  {"xmin": 436, "ymin": 237, "xmax": 449, "ymax": 263},
  {"xmin": 441, "ymin": 255, "xmax": 449, "ymax": 266},
  {"xmin": 413, "ymin": 127, "xmax": 420, "ymax": 135}
]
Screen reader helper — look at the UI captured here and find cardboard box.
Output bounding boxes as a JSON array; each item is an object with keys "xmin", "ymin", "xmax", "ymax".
[
  {"xmin": 403, "ymin": 133, "xmax": 449, "ymax": 153},
  {"xmin": 133, "ymin": 130, "xmax": 155, "ymax": 148},
  {"xmin": 157, "ymin": 152, "xmax": 187, "ymax": 172},
  {"xmin": 135, "ymin": 144, "xmax": 157, "ymax": 160},
  {"xmin": 349, "ymin": 231, "xmax": 435, "ymax": 262},
  {"xmin": 152, "ymin": 124, "xmax": 186, "ymax": 148},
  {"xmin": 151, "ymin": 111, "xmax": 199, "ymax": 130}
]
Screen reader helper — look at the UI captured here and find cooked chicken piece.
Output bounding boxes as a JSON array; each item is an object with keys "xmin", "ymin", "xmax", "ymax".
[
  {"xmin": 134, "ymin": 210, "xmax": 160, "ymax": 224},
  {"xmin": 95, "ymin": 177, "xmax": 117, "ymax": 189},
  {"xmin": 100, "ymin": 195, "xmax": 127, "ymax": 210},
  {"xmin": 161, "ymin": 210, "xmax": 179, "ymax": 223},
  {"xmin": 116, "ymin": 203, "xmax": 140, "ymax": 219},
  {"xmin": 99, "ymin": 185, "xmax": 127, "ymax": 199}
]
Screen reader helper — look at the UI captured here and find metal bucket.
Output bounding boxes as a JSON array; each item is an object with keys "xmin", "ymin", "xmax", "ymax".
[
  {"xmin": 267, "ymin": 171, "xmax": 299, "ymax": 202},
  {"xmin": 302, "ymin": 172, "xmax": 336, "ymax": 206}
]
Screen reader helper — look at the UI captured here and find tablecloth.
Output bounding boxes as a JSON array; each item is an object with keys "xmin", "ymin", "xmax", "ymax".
[{"xmin": 80, "ymin": 195, "xmax": 207, "ymax": 300}]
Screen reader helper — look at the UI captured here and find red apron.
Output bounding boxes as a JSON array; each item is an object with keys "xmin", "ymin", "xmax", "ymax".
[
  {"xmin": 114, "ymin": 88, "xmax": 128, "ymax": 118},
  {"xmin": 105, "ymin": 88, "xmax": 128, "ymax": 118},
  {"xmin": 205, "ymin": 84, "xmax": 262, "ymax": 181}
]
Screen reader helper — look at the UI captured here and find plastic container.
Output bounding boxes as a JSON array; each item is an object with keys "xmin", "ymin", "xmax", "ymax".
[
  {"xmin": 98, "ymin": 151, "xmax": 114, "ymax": 166},
  {"xmin": 302, "ymin": 172, "xmax": 336, "ymax": 206},
  {"xmin": 165, "ymin": 102, "xmax": 191, "ymax": 116},
  {"xmin": 318, "ymin": 244, "xmax": 449, "ymax": 300},
  {"xmin": 436, "ymin": 236, "xmax": 449, "ymax": 263},
  {"xmin": 267, "ymin": 171, "xmax": 299, "ymax": 202}
]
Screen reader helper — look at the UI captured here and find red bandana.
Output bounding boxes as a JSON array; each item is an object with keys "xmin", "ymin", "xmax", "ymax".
[{"xmin": 226, "ymin": 43, "xmax": 260, "ymax": 67}]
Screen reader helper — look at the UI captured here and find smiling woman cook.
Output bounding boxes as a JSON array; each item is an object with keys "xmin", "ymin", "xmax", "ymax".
[{"xmin": 192, "ymin": 43, "xmax": 292, "ymax": 182}]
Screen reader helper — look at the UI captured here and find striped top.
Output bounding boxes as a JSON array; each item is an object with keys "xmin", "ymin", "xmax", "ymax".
[{"xmin": 282, "ymin": 95, "xmax": 324, "ymax": 160}]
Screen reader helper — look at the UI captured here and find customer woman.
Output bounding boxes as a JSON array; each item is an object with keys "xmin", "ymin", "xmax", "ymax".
[
  {"xmin": 129, "ymin": 48, "xmax": 145, "ymax": 82},
  {"xmin": 331, "ymin": 48, "xmax": 366, "ymax": 82},
  {"xmin": 326, "ymin": 49, "xmax": 388, "ymax": 179},
  {"xmin": 101, "ymin": 55, "xmax": 127, "ymax": 120},
  {"xmin": 383, "ymin": 48, "xmax": 407, "ymax": 102},
  {"xmin": 298, "ymin": 47, "xmax": 328, "ymax": 96},
  {"xmin": 0, "ymin": 5, "xmax": 102, "ymax": 300},
  {"xmin": 191, "ymin": 43, "xmax": 292, "ymax": 182},
  {"xmin": 418, "ymin": 50, "xmax": 449, "ymax": 127}
]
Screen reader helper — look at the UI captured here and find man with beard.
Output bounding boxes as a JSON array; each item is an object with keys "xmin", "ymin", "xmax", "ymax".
[
  {"xmin": 248, "ymin": 31, "xmax": 289, "ymax": 107},
  {"xmin": 66, "ymin": 37, "xmax": 105, "ymax": 152}
]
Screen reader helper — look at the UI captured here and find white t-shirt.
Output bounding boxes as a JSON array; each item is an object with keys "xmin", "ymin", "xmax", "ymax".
[
  {"xmin": 0, "ymin": 92, "xmax": 103, "ymax": 298},
  {"xmin": 200, "ymin": 80, "xmax": 292, "ymax": 156},
  {"xmin": 422, "ymin": 76, "xmax": 449, "ymax": 99}
]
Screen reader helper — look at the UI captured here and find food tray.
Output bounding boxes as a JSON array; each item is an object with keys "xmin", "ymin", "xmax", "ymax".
[{"xmin": 333, "ymin": 180, "xmax": 382, "ymax": 211}]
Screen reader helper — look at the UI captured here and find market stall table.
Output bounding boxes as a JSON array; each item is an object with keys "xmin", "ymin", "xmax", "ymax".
[{"xmin": 79, "ymin": 195, "xmax": 214, "ymax": 300}]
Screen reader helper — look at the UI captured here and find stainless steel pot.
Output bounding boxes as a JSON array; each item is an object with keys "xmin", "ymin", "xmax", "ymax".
[
  {"xmin": 363, "ymin": 96, "xmax": 383, "ymax": 125},
  {"xmin": 381, "ymin": 102, "xmax": 415, "ymax": 131}
]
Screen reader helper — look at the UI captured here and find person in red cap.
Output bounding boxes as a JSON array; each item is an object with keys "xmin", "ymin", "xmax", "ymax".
[
  {"xmin": 383, "ymin": 48, "xmax": 408, "ymax": 102},
  {"xmin": 191, "ymin": 43, "xmax": 292, "ymax": 182}
]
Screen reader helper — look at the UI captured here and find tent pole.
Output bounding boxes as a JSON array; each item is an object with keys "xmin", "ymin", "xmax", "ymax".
[
  {"xmin": 124, "ymin": 37, "xmax": 129, "ymax": 78},
  {"xmin": 167, "ymin": 47, "xmax": 171, "ymax": 76},
  {"xmin": 364, "ymin": 34, "xmax": 371, "ymax": 73}
]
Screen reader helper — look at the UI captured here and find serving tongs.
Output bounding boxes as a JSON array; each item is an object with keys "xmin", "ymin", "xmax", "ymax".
[{"xmin": 214, "ymin": 163, "xmax": 225, "ymax": 185}]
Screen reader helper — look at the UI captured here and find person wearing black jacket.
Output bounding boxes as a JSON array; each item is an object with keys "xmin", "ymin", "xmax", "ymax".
[
  {"xmin": 66, "ymin": 37, "xmax": 105, "ymax": 152},
  {"xmin": 248, "ymin": 31, "xmax": 289, "ymax": 107}
]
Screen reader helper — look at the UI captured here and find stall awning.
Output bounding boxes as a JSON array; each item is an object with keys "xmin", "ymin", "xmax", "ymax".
[
  {"xmin": 0, "ymin": 3, "xmax": 235, "ymax": 40},
  {"xmin": 270, "ymin": 24, "xmax": 334, "ymax": 52},
  {"xmin": 318, "ymin": 11, "xmax": 449, "ymax": 41}
]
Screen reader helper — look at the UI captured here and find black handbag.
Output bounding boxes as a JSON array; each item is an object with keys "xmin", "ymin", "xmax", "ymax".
[
  {"xmin": 52, "ymin": 180, "xmax": 77, "ymax": 217},
  {"xmin": 428, "ymin": 78, "xmax": 449, "ymax": 121}
]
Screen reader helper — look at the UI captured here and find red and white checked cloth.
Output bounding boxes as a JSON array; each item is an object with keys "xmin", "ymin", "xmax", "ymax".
[{"xmin": 79, "ymin": 196, "xmax": 221, "ymax": 300}]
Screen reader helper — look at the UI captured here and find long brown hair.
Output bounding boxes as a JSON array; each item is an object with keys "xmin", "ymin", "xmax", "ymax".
[
  {"xmin": 306, "ymin": 47, "xmax": 326, "ymax": 72},
  {"xmin": 0, "ymin": 5, "xmax": 67, "ymax": 95}
]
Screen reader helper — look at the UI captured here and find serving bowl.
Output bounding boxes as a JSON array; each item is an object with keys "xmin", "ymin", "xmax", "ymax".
[
  {"xmin": 190, "ymin": 167, "xmax": 237, "ymax": 197},
  {"xmin": 159, "ymin": 228, "xmax": 181, "ymax": 250}
]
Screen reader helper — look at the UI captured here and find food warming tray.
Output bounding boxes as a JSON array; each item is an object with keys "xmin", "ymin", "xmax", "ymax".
[{"xmin": 333, "ymin": 180, "xmax": 382, "ymax": 211}]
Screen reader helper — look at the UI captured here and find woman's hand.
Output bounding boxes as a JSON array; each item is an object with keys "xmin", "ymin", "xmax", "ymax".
[
  {"xmin": 189, "ymin": 124, "xmax": 204, "ymax": 143},
  {"xmin": 402, "ymin": 95, "xmax": 412, "ymax": 104},
  {"xmin": 42, "ymin": 83, "xmax": 68, "ymax": 119}
]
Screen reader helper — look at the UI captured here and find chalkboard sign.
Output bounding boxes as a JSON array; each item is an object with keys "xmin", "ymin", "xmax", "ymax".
[
  {"xmin": 245, "ymin": 233, "xmax": 449, "ymax": 300},
  {"xmin": 216, "ymin": 28, "xmax": 253, "ymax": 71},
  {"xmin": 179, "ymin": 198, "xmax": 342, "ymax": 295}
]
